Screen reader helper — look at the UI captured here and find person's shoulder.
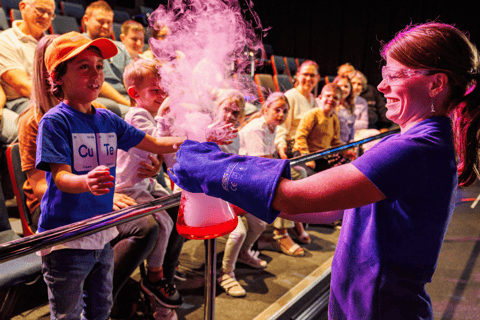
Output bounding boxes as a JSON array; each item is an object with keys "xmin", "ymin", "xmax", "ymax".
[
  {"xmin": 284, "ymin": 88, "xmax": 298, "ymax": 98},
  {"xmin": 124, "ymin": 106, "xmax": 151, "ymax": 122},
  {"xmin": 113, "ymin": 40, "xmax": 129, "ymax": 53},
  {"xmin": 355, "ymin": 95, "xmax": 368, "ymax": 106},
  {"xmin": 306, "ymin": 107, "xmax": 323, "ymax": 116},
  {"xmin": 0, "ymin": 27, "xmax": 17, "ymax": 44},
  {"xmin": 241, "ymin": 116, "xmax": 264, "ymax": 132},
  {"xmin": 18, "ymin": 107, "xmax": 37, "ymax": 129},
  {"xmin": 42, "ymin": 103, "xmax": 64, "ymax": 118},
  {"xmin": 406, "ymin": 117, "xmax": 453, "ymax": 146}
]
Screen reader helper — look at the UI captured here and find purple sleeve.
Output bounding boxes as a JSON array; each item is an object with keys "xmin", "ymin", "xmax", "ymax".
[{"xmin": 351, "ymin": 135, "xmax": 422, "ymax": 201}]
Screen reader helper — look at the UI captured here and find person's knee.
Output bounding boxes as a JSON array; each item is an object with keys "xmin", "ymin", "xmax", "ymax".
[
  {"xmin": 136, "ymin": 215, "xmax": 160, "ymax": 242},
  {"xmin": 0, "ymin": 109, "xmax": 19, "ymax": 144}
]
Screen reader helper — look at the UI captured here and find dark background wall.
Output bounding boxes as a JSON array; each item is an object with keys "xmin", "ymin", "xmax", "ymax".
[{"xmin": 118, "ymin": 0, "xmax": 479, "ymax": 87}]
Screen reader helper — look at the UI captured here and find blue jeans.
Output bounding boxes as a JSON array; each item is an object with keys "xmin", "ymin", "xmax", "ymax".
[{"xmin": 41, "ymin": 244, "xmax": 114, "ymax": 320}]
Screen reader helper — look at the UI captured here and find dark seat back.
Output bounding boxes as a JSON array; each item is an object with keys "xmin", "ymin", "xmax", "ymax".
[
  {"xmin": 254, "ymin": 73, "xmax": 276, "ymax": 103},
  {"xmin": 51, "ymin": 14, "xmax": 80, "ymax": 34},
  {"xmin": 0, "ymin": 179, "xmax": 43, "ymax": 320},
  {"xmin": 7, "ymin": 143, "xmax": 35, "ymax": 236},
  {"xmin": 0, "ymin": 7, "xmax": 9, "ymax": 30},
  {"xmin": 274, "ymin": 74, "xmax": 293, "ymax": 92}
]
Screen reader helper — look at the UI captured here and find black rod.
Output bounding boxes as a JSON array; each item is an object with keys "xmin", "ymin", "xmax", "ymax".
[{"xmin": 0, "ymin": 129, "xmax": 399, "ymax": 264}]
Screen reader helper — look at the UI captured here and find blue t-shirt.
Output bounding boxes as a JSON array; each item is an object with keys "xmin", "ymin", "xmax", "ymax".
[
  {"xmin": 35, "ymin": 103, "xmax": 146, "ymax": 232},
  {"xmin": 329, "ymin": 116, "xmax": 457, "ymax": 320}
]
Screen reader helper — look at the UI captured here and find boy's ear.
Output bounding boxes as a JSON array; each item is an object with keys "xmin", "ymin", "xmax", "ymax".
[
  {"xmin": 127, "ymin": 86, "xmax": 139, "ymax": 100},
  {"xmin": 51, "ymin": 71, "xmax": 63, "ymax": 85}
]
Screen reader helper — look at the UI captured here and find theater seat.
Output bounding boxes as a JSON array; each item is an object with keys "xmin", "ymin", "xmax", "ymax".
[
  {"xmin": 271, "ymin": 54, "xmax": 288, "ymax": 76},
  {"xmin": 254, "ymin": 73, "xmax": 276, "ymax": 103},
  {"xmin": 6, "ymin": 143, "xmax": 35, "ymax": 236},
  {"xmin": 0, "ymin": 0, "xmax": 20, "ymax": 25},
  {"xmin": 274, "ymin": 74, "xmax": 293, "ymax": 92},
  {"xmin": 0, "ymin": 179, "xmax": 42, "ymax": 320},
  {"xmin": 113, "ymin": 9, "xmax": 130, "ymax": 24},
  {"xmin": 284, "ymin": 56, "xmax": 297, "ymax": 78},
  {"xmin": 0, "ymin": 8, "xmax": 9, "ymax": 30},
  {"xmin": 51, "ymin": 15, "xmax": 80, "ymax": 34},
  {"xmin": 60, "ymin": 1, "xmax": 85, "ymax": 30}
]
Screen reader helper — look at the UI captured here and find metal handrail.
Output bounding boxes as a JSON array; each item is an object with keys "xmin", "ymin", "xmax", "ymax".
[{"xmin": 0, "ymin": 128, "xmax": 399, "ymax": 264}]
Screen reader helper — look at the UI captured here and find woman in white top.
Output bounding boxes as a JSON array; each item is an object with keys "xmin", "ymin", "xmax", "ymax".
[{"xmin": 271, "ymin": 61, "xmax": 320, "ymax": 256}]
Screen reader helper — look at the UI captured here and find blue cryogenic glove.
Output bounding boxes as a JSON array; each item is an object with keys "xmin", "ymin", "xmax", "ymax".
[{"xmin": 168, "ymin": 140, "xmax": 291, "ymax": 223}]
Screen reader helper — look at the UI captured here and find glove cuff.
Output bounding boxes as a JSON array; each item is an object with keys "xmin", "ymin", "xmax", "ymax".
[{"xmin": 205, "ymin": 156, "xmax": 291, "ymax": 223}]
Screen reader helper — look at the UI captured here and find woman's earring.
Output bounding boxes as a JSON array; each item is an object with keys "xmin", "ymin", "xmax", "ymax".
[{"xmin": 431, "ymin": 103, "xmax": 436, "ymax": 113}]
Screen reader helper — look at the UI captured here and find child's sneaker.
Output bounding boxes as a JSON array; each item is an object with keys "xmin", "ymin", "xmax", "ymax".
[
  {"xmin": 174, "ymin": 268, "xmax": 187, "ymax": 282},
  {"xmin": 237, "ymin": 249, "xmax": 267, "ymax": 269},
  {"xmin": 140, "ymin": 278, "xmax": 183, "ymax": 308}
]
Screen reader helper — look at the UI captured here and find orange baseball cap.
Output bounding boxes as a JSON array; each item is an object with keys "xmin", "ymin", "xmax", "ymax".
[{"xmin": 45, "ymin": 31, "xmax": 118, "ymax": 72}]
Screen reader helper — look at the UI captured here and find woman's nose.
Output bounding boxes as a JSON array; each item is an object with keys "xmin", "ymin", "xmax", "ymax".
[{"xmin": 377, "ymin": 79, "xmax": 388, "ymax": 93}]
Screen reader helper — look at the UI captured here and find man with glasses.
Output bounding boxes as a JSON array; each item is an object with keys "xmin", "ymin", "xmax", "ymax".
[{"xmin": 0, "ymin": 0, "xmax": 56, "ymax": 115}]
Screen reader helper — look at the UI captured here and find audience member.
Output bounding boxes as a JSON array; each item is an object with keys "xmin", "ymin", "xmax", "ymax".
[
  {"xmin": 214, "ymin": 89, "xmax": 246, "ymax": 297},
  {"xmin": 268, "ymin": 60, "xmax": 321, "ymax": 256},
  {"xmin": 120, "ymin": 20, "xmax": 146, "ymax": 59},
  {"xmin": 333, "ymin": 76, "xmax": 356, "ymax": 144},
  {"xmin": 350, "ymin": 70, "xmax": 369, "ymax": 131},
  {"xmin": 117, "ymin": 58, "xmax": 184, "ymax": 318},
  {"xmin": 82, "ymin": 0, "xmax": 132, "ymax": 117},
  {"xmin": 294, "ymin": 83, "xmax": 342, "ymax": 176},
  {"xmin": 0, "ymin": 84, "xmax": 16, "ymax": 204},
  {"xmin": 0, "ymin": 84, "xmax": 17, "ymax": 146},
  {"xmin": 0, "ymin": 0, "xmax": 56, "ymax": 115},
  {"xmin": 17, "ymin": 34, "xmax": 160, "ymax": 320},
  {"xmin": 142, "ymin": 24, "xmax": 185, "ymax": 61},
  {"xmin": 337, "ymin": 62, "xmax": 393, "ymax": 131},
  {"xmin": 350, "ymin": 70, "xmax": 383, "ymax": 151}
]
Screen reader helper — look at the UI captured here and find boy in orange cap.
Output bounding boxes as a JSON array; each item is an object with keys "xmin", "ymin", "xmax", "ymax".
[{"xmin": 36, "ymin": 31, "xmax": 187, "ymax": 319}]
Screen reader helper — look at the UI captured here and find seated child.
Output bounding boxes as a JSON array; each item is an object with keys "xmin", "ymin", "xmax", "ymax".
[
  {"xmin": 115, "ymin": 58, "xmax": 184, "ymax": 315},
  {"xmin": 117, "ymin": 58, "xmax": 236, "ymax": 316},
  {"xmin": 217, "ymin": 91, "xmax": 290, "ymax": 297},
  {"xmin": 36, "ymin": 32, "xmax": 188, "ymax": 319},
  {"xmin": 294, "ymin": 83, "xmax": 343, "ymax": 175}
]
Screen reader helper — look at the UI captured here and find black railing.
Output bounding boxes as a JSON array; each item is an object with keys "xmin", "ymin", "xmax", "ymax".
[{"xmin": 0, "ymin": 128, "xmax": 399, "ymax": 264}]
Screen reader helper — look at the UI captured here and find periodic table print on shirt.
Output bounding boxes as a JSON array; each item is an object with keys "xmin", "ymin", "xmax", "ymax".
[{"xmin": 72, "ymin": 132, "xmax": 117, "ymax": 172}]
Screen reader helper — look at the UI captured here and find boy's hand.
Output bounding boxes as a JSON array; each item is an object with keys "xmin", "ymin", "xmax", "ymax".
[
  {"xmin": 157, "ymin": 96, "xmax": 171, "ymax": 117},
  {"xmin": 113, "ymin": 193, "xmax": 137, "ymax": 210},
  {"xmin": 278, "ymin": 145, "xmax": 289, "ymax": 159},
  {"xmin": 86, "ymin": 165, "xmax": 114, "ymax": 196},
  {"xmin": 305, "ymin": 160, "xmax": 316, "ymax": 169},
  {"xmin": 205, "ymin": 119, "xmax": 238, "ymax": 145},
  {"xmin": 137, "ymin": 154, "xmax": 163, "ymax": 178}
]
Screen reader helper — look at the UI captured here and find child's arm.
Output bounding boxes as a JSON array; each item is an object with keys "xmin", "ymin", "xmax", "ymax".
[
  {"xmin": 26, "ymin": 169, "xmax": 48, "ymax": 200},
  {"xmin": 135, "ymin": 134, "xmax": 186, "ymax": 155},
  {"xmin": 50, "ymin": 163, "xmax": 114, "ymax": 195}
]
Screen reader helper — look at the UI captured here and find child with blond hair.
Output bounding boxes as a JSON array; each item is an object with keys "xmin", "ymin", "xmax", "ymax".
[
  {"xmin": 118, "ymin": 59, "xmax": 236, "ymax": 317},
  {"xmin": 116, "ymin": 58, "xmax": 183, "ymax": 318},
  {"xmin": 217, "ymin": 91, "xmax": 290, "ymax": 297}
]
